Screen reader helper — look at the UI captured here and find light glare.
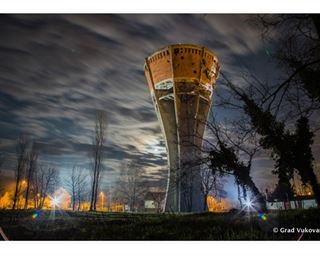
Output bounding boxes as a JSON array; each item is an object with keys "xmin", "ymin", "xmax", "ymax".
[
  {"xmin": 244, "ymin": 200, "xmax": 252, "ymax": 208},
  {"xmin": 52, "ymin": 197, "xmax": 60, "ymax": 207}
]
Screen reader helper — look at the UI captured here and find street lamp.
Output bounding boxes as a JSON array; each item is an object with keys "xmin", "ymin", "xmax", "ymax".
[{"xmin": 21, "ymin": 180, "xmax": 27, "ymax": 188}]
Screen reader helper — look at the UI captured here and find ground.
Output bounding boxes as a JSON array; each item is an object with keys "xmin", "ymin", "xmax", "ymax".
[{"xmin": 0, "ymin": 209, "xmax": 320, "ymax": 240}]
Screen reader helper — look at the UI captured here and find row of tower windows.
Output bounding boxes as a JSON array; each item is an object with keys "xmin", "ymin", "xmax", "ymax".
[
  {"xmin": 149, "ymin": 50, "xmax": 170, "ymax": 63},
  {"xmin": 148, "ymin": 47, "xmax": 217, "ymax": 64},
  {"xmin": 174, "ymin": 47, "xmax": 202, "ymax": 55}
]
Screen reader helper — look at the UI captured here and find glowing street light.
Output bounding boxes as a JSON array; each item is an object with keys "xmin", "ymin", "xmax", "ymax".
[{"xmin": 21, "ymin": 180, "xmax": 27, "ymax": 188}]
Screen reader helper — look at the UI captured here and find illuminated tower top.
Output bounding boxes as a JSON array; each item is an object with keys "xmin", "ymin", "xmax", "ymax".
[{"xmin": 144, "ymin": 44, "xmax": 220, "ymax": 100}]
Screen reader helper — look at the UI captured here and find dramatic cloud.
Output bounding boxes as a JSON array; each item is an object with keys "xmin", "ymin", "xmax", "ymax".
[{"xmin": 1, "ymin": 14, "xmax": 317, "ymax": 200}]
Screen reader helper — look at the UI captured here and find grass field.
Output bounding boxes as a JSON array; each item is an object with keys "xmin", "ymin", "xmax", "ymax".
[{"xmin": 0, "ymin": 209, "xmax": 320, "ymax": 240}]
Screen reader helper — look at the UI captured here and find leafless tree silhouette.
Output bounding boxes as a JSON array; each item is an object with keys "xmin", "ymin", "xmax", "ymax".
[
  {"xmin": 24, "ymin": 141, "xmax": 38, "ymax": 209},
  {"xmin": 89, "ymin": 110, "xmax": 107, "ymax": 211},
  {"xmin": 116, "ymin": 161, "xmax": 147, "ymax": 212},
  {"xmin": 66, "ymin": 165, "xmax": 88, "ymax": 211},
  {"xmin": 35, "ymin": 165, "xmax": 59, "ymax": 209},
  {"xmin": 147, "ymin": 189, "xmax": 165, "ymax": 213},
  {"xmin": 12, "ymin": 134, "xmax": 29, "ymax": 210}
]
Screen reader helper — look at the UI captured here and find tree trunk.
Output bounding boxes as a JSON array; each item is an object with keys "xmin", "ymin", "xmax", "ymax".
[
  {"xmin": 309, "ymin": 172, "xmax": 320, "ymax": 207},
  {"xmin": 203, "ymin": 194, "xmax": 208, "ymax": 211},
  {"xmin": 24, "ymin": 175, "xmax": 30, "ymax": 209},
  {"xmin": 12, "ymin": 176, "xmax": 20, "ymax": 210},
  {"xmin": 247, "ymin": 176, "xmax": 267, "ymax": 212},
  {"xmin": 24, "ymin": 162, "xmax": 34, "ymax": 209},
  {"xmin": 72, "ymin": 188, "xmax": 75, "ymax": 211},
  {"xmin": 89, "ymin": 169, "xmax": 96, "ymax": 211},
  {"xmin": 237, "ymin": 184, "xmax": 243, "ymax": 208},
  {"xmin": 77, "ymin": 194, "xmax": 81, "ymax": 211}
]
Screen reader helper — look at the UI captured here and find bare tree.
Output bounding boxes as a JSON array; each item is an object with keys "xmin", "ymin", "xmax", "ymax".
[
  {"xmin": 252, "ymin": 15, "xmax": 320, "ymax": 105},
  {"xmin": 36, "ymin": 165, "xmax": 59, "ymax": 209},
  {"xmin": 65, "ymin": 165, "xmax": 88, "ymax": 211},
  {"xmin": 116, "ymin": 161, "xmax": 147, "ymax": 212},
  {"xmin": 201, "ymin": 115, "xmax": 267, "ymax": 211},
  {"xmin": 200, "ymin": 168, "xmax": 219, "ymax": 211},
  {"xmin": 89, "ymin": 110, "xmax": 107, "ymax": 211},
  {"xmin": 110, "ymin": 184, "xmax": 125, "ymax": 211},
  {"xmin": 220, "ymin": 69, "xmax": 320, "ymax": 206},
  {"xmin": 65, "ymin": 166, "xmax": 77, "ymax": 211},
  {"xmin": 24, "ymin": 142, "xmax": 38, "ymax": 209},
  {"xmin": 76, "ymin": 169, "xmax": 88, "ymax": 211},
  {"xmin": 12, "ymin": 135, "xmax": 29, "ymax": 210},
  {"xmin": 147, "ymin": 189, "xmax": 165, "ymax": 213}
]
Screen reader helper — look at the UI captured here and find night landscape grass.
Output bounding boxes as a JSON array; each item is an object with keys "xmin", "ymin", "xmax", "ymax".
[{"xmin": 1, "ymin": 209, "xmax": 320, "ymax": 240}]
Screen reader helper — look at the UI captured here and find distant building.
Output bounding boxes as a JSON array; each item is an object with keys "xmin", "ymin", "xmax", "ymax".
[
  {"xmin": 144, "ymin": 191, "xmax": 165, "ymax": 213},
  {"xmin": 267, "ymin": 195, "xmax": 318, "ymax": 210}
]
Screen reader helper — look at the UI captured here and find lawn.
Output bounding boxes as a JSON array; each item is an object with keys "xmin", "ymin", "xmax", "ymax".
[{"xmin": 0, "ymin": 209, "xmax": 320, "ymax": 240}]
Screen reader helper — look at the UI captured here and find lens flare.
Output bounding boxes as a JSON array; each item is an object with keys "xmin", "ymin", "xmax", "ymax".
[
  {"xmin": 244, "ymin": 199, "xmax": 254, "ymax": 209},
  {"xmin": 245, "ymin": 200, "xmax": 252, "ymax": 207},
  {"xmin": 32, "ymin": 211, "xmax": 40, "ymax": 219},
  {"xmin": 51, "ymin": 197, "xmax": 60, "ymax": 207},
  {"xmin": 259, "ymin": 213, "xmax": 267, "ymax": 221}
]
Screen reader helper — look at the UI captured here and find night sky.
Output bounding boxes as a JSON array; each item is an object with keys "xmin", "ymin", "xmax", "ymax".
[{"xmin": 1, "ymin": 14, "xmax": 319, "ymax": 203}]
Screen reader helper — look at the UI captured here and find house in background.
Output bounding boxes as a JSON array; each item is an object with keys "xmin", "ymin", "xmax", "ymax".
[
  {"xmin": 266, "ymin": 195, "xmax": 317, "ymax": 210},
  {"xmin": 265, "ymin": 180, "xmax": 318, "ymax": 210},
  {"xmin": 144, "ymin": 191, "xmax": 165, "ymax": 213}
]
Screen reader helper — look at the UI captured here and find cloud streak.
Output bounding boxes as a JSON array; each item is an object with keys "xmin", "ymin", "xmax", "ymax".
[{"xmin": 0, "ymin": 14, "xmax": 296, "ymax": 196}]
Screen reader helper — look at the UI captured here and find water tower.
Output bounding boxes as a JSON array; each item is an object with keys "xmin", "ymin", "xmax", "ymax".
[{"xmin": 144, "ymin": 44, "xmax": 220, "ymax": 212}]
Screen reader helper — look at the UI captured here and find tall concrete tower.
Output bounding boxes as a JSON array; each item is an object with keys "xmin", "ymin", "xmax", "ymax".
[{"xmin": 144, "ymin": 44, "xmax": 220, "ymax": 212}]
